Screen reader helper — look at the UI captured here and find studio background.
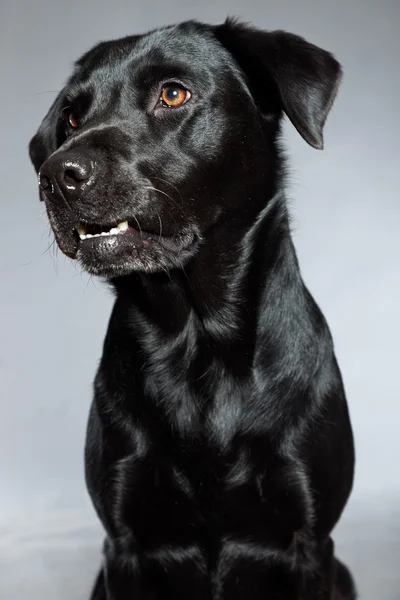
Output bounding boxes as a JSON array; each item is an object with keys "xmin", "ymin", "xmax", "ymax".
[{"xmin": 1, "ymin": 1, "xmax": 399, "ymax": 598}]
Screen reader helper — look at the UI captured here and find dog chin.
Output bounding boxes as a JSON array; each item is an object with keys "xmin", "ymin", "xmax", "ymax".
[{"xmin": 77, "ymin": 252, "xmax": 180, "ymax": 278}]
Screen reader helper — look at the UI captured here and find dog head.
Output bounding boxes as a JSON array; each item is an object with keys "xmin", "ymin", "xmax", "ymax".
[{"xmin": 29, "ymin": 19, "xmax": 341, "ymax": 278}]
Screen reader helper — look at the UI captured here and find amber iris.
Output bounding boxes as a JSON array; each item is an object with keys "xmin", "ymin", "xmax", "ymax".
[
  {"xmin": 161, "ymin": 86, "xmax": 190, "ymax": 108},
  {"xmin": 68, "ymin": 114, "xmax": 79, "ymax": 128}
]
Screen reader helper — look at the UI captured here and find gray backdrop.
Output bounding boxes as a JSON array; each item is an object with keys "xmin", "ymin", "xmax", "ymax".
[{"xmin": 1, "ymin": 0, "xmax": 399, "ymax": 598}]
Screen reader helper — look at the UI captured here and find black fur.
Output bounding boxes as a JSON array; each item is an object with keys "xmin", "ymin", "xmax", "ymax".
[{"xmin": 29, "ymin": 18, "xmax": 356, "ymax": 599}]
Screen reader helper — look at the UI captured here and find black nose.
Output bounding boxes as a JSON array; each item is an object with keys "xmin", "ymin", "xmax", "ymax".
[{"xmin": 39, "ymin": 152, "xmax": 94, "ymax": 201}]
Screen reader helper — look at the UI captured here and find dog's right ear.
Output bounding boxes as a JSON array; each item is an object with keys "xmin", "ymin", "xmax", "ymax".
[{"xmin": 29, "ymin": 91, "xmax": 64, "ymax": 173}]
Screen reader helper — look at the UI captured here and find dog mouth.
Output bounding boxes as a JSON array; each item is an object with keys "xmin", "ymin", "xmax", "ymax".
[
  {"xmin": 76, "ymin": 220, "xmax": 154, "ymax": 245},
  {"xmin": 56, "ymin": 215, "xmax": 199, "ymax": 277}
]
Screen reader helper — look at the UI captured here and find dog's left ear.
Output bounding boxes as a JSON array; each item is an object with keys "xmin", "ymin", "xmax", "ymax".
[
  {"xmin": 29, "ymin": 91, "xmax": 64, "ymax": 173},
  {"xmin": 215, "ymin": 19, "xmax": 342, "ymax": 149}
]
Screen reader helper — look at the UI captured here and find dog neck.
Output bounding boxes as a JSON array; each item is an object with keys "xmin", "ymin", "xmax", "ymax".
[
  {"xmin": 110, "ymin": 189, "xmax": 309, "ymax": 370},
  {"xmin": 104, "ymin": 185, "xmax": 334, "ymax": 441}
]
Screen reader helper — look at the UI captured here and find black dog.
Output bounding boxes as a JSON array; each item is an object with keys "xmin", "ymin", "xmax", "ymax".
[{"xmin": 29, "ymin": 18, "xmax": 356, "ymax": 599}]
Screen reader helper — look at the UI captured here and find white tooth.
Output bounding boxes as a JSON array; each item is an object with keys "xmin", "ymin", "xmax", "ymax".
[
  {"xmin": 117, "ymin": 221, "xmax": 128, "ymax": 231},
  {"xmin": 79, "ymin": 234, "xmax": 86, "ymax": 240},
  {"xmin": 101, "ymin": 231, "xmax": 108, "ymax": 236},
  {"xmin": 86, "ymin": 234, "xmax": 93, "ymax": 238},
  {"xmin": 110, "ymin": 228, "xmax": 119, "ymax": 235},
  {"xmin": 77, "ymin": 223, "xmax": 87, "ymax": 235}
]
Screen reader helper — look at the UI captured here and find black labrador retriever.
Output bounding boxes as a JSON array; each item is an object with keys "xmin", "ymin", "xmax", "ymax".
[{"xmin": 29, "ymin": 18, "xmax": 356, "ymax": 600}]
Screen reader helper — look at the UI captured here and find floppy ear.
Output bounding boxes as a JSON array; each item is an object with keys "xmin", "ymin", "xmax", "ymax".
[
  {"xmin": 29, "ymin": 91, "xmax": 64, "ymax": 173},
  {"xmin": 215, "ymin": 19, "xmax": 342, "ymax": 149}
]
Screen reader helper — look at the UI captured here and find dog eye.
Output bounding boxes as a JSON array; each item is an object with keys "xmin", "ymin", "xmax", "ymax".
[
  {"xmin": 68, "ymin": 113, "xmax": 79, "ymax": 128},
  {"xmin": 160, "ymin": 85, "xmax": 191, "ymax": 108}
]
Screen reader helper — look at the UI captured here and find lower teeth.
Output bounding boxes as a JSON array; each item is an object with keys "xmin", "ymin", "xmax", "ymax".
[{"xmin": 80, "ymin": 231, "xmax": 122, "ymax": 240}]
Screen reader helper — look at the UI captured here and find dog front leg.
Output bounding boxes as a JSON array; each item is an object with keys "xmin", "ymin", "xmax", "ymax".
[
  {"xmin": 100, "ymin": 540, "xmax": 158, "ymax": 600},
  {"xmin": 100, "ymin": 538, "xmax": 212, "ymax": 600},
  {"xmin": 213, "ymin": 538, "xmax": 300, "ymax": 600}
]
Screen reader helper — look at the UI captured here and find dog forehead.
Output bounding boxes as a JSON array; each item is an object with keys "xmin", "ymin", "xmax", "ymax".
[
  {"xmin": 75, "ymin": 24, "xmax": 226, "ymax": 84},
  {"xmin": 135, "ymin": 25, "xmax": 217, "ymax": 59}
]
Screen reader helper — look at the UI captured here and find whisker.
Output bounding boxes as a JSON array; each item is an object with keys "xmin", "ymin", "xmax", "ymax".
[
  {"xmin": 156, "ymin": 211, "xmax": 163, "ymax": 244},
  {"xmin": 73, "ymin": 265, "xmax": 87, "ymax": 278},
  {"xmin": 52, "ymin": 247, "xmax": 59, "ymax": 275},
  {"xmin": 42, "ymin": 239, "xmax": 57, "ymax": 256},
  {"xmin": 130, "ymin": 214, "xmax": 143, "ymax": 238},
  {"xmin": 160, "ymin": 263, "xmax": 172, "ymax": 281},
  {"xmin": 178, "ymin": 259, "xmax": 190, "ymax": 285},
  {"xmin": 35, "ymin": 90, "xmax": 61, "ymax": 97},
  {"xmin": 84, "ymin": 274, "xmax": 95, "ymax": 294},
  {"xmin": 152, "ymin": 176, "xmax": 183, "ymax": 200},
  {"xmin": 143, "ymin": 186, "xmax": 183, "ymax": 233},
  {"xmin": 144, "ymin": 185, "xmax": 186, "ymax": 216}
]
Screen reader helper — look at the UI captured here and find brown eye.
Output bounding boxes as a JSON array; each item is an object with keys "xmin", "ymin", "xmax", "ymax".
[
  {"xmin": 68, "ymin": 113, "xmax": 79, "ymax": 128},
  {"xmin": 160, "ymin": 86, "xmax": 191, "ymax": 108}
]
